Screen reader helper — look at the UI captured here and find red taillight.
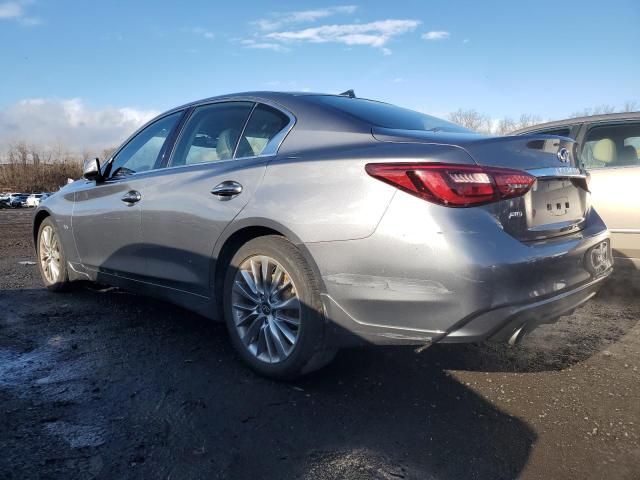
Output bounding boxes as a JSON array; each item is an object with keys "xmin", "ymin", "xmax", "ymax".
[{"xmin": 365, "ymin": 163, "xmax": 536, "ymax": 207}]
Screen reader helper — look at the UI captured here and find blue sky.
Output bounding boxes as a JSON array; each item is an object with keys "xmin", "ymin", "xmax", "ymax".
[{"xmin": 0, "ymin": 0, "xmax": 638, "ymax": 149}]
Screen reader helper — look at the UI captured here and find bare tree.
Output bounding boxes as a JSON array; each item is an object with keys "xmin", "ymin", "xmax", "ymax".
[
  {"xmin": 570, "ymin": 104, "xmax": 618, "ymax": 118},
  {"xmin": 0, "ymin": 142, "xmax": 83, "ymax": 192},
  {"xmin": 496, "ymin": 117, "xmax": 517, "ymax": 135},
  {"xmin": 101, "ymin": 147, "xmax": 117, "ymax": 161},
  {"xmin": 448, "ymin": 109, "xmax": 490, "ymax": 132},
  {"xmin": 623, "ymin": 100, "xmax": 638, "ymax": 112},
  {"xmin": 515, "ymin": 113, "xmax": 542, "ymax": 131}
]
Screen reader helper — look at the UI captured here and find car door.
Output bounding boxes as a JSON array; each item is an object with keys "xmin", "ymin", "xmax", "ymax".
[
  {"xmin": 579, "ymin": 121, "xmax": 640, "ymax": 262},
  {"xmin": 72, "ymin": 111, "xmax": 183, "ymax": 277},
  {"xmin": 137, "ymin": 101, "xmax": 293, "ymax": 297}
]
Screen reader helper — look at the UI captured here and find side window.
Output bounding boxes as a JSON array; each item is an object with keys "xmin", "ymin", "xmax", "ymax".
[
  {"xmin": 581, "ymin": 123, "xmax": 640, "ymax": 169},
  {"xmin": 236, "ymin": 104, "xmax": 290, "ymax": 158},
  {"xmin": 171, "ymin": 102, "xmax": 254, "ymax": 166},
  {"xmin": 109, "ymin": 111, "xmax": 182, "ymax": 177}
]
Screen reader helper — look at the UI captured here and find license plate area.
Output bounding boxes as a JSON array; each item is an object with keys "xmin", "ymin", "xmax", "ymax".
[{"xmin": 528, "ymin": 179, "xmax": 586, "ymax": 228}]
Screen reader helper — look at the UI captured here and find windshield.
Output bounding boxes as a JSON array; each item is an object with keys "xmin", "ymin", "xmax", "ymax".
[{"xmin": 309, "ymin": 95, "xmax": 471, "ymax": 133}]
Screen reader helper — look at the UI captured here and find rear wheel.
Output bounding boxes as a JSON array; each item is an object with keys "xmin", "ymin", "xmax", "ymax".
[
  {"xmin": 37, "ymin": 217, "xmax": 70, "ymax": 291},
  {"xmin": 223, "ymin": 236, "xmax": 336, "ymax": 379}
]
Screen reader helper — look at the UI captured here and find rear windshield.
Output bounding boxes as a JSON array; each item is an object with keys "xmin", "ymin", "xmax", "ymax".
[{"xmin": 309, "ymin": 95, "xmax": 471, "ymax": 133}]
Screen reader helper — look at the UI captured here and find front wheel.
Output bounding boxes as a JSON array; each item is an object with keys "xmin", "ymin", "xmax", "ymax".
[
  {"xmin": 223, "ymin": 236, "xmax": 336, "ymax": 380},
  {"xmin": 36, "ymin": 217, "xmax": 70, "ymax": 291}
]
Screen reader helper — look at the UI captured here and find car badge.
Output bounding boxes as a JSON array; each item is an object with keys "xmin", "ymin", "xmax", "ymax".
[{"xmin": 557, "ymin": 148, "xmax": 570, "ymax": 163}]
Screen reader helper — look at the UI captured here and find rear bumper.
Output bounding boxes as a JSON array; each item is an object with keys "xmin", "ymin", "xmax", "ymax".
[
  {"xmin": 321, "ymin": 269, "xmax": 611, "ymax": 347},
  {"xmin": 439, "ymin": 268, "xmax": 611, "ymax": 344},
  {"xmin": 324, "ymin": 269, "xmax": 613, "ymax": 346}
]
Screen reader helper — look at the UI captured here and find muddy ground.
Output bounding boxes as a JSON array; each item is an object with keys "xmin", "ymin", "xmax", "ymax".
[{"xmin": 1, "ymin": 208, "xmax": 639, "ymax": 479}]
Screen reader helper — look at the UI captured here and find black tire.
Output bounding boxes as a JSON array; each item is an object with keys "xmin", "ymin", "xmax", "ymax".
[
  {"xmin": 36, "ymin": 217, "xmax": 70, "ymax": 292},
  {"xmin": 223, "ymin": 235, "xmax": 336, "ymax": 380}
]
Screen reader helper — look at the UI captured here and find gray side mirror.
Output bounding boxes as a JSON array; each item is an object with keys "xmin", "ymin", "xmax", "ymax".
[{"xmin": 83, "ymin": 158, "xmax": 102, "ymax": 181}]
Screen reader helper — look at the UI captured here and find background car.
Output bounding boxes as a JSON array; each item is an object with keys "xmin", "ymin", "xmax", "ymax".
[
  {"xmin": 26, "ymin": 193, "xmax": 49, "ymax": 208},
  {"xmin": 33, "ymin": 91, "xmax": 612, "ymax": 378},
  {"xmin": 2, "ymin": 192, "xmax": 20, "ymax": 204},
  {"xmin": 515, "ymin": 113, "xmax": 640, "ymax": 268},
  {"xmin": 9, "ymin": 193, "xmax": 29, "ymax": 208}
]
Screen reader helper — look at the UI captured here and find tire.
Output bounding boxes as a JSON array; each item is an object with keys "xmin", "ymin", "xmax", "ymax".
[
  {"xmin": 36, "ymin": 217, "xmax": 70, "ymax": 291},
  {"xmin": 223, "ymin": 235, "xmax": 336, "ymax": 380}
]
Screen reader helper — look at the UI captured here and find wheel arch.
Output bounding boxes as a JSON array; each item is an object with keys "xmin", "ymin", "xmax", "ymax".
[
  {"xmin": 33, "ymin": 209, "xmax": 52, "ymax": 244},
  {"xmin": 211, "ymin": 218, "xmax": 327, "ymax": 318}
]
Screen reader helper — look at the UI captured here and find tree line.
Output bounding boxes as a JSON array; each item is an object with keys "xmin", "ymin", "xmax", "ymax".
[
  {"xmin": 0, "ymin": 142, "xmax": 114, "ymax": 192},
  {"xmin": 447, "ymin": 101, "xmax": 638, "ymax": 134}
]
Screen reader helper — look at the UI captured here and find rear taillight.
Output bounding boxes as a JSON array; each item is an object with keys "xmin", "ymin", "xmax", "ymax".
[{"xmin": 365, "ymin": 163, "xmax": 536, "ymax": 207}]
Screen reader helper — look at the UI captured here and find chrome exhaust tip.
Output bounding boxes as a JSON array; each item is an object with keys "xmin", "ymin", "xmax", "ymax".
[{"xmin": 508, "ymin": 326, "xmax": 527, "ymax": 346}]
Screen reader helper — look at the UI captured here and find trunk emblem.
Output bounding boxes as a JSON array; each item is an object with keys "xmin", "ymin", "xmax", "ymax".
[
  {"xmin": 586, "ymin": 241, "xmax": 612, "ymax": 275},
  {"xmin": 557, "ymin": 148, "xmax": 570, "ymax": 163}
]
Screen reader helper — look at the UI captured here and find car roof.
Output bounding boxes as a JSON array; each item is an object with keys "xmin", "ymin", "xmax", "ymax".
[
  {"xmin": 167, "ymin": 91, "xmax": 394, "ymax": 116},
  {"xmin": 513, "ymin": 111, "xmax": 640, "ymax": 134}
]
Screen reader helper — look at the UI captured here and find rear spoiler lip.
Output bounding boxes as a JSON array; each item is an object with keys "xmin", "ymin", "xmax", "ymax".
[{"xmin": 525, "ymin": 166, "xmax": 586, "ymax": 178}]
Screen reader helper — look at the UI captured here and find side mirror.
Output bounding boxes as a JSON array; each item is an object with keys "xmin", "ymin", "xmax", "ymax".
[{"xmin": 83, "ymin": 158, "xmax": 103, "ymax": 182}]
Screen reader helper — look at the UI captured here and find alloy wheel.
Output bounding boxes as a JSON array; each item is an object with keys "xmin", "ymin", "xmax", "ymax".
[
  {"xmin": 39, "ymin": 225, "xmax": 61, "ymax": 284},
  {"xmin": 231, "ymin": 255, "xmax": 301, "ymax": 363}
]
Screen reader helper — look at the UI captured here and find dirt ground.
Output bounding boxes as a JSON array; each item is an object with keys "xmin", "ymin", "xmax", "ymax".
[{"xmin": 1, "ymin": 208, "xmax": 639, "ymax": 480}]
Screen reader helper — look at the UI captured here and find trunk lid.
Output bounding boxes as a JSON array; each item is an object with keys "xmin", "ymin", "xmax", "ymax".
[
  {"xmin": 372, "ymin": 127, "xmax": 578, "ymax": 169},
  {"xmin": 372, "ymin": 127, "xmax": 590, "ymax": 240}
]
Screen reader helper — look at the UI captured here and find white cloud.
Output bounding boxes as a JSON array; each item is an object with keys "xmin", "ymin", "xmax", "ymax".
[
  {"xmin": 0, "ymin": 1, "xmax": 21, "ymax": 18},
  {"xmin": 422, "ymin": 31, "xmax": 450, "ymax": 41},
  {"xmin": 0, "ymin": 1, "xmax": 41, "ymax": 26},
  {"xmin": 253, "ymin": 5, "xmax": 357, "ymax": 31},
  {"xmin": 0, "ymin": 98, "xmax": 159, "ymax": 151},
  {"xmin": 241, "ymin": 39, "xmax": 289, "ymax": 52},
  {"xmin": 265, "ymin": 19, "xmax": 421, "ymax": 53}
]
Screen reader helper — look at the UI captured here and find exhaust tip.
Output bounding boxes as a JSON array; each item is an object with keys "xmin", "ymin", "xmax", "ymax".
[{"xmin": 508, "ymin": 326, "xmax": 527, "ymax": 346}]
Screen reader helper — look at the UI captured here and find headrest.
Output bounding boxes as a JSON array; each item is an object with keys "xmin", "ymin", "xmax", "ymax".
[
  {"xmin": 216, "ymin": 129, "xmax": 239, "ymax": 160},
  {"xmin": 615, "ymin": 145, "xmax": 638, "ymax": 166},
  {"xmin": 592, "ymin": 138, "xmax": 616, "ymax": 164}
]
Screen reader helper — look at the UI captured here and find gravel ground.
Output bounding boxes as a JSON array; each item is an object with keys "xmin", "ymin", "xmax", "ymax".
[{"xmin": 1, "ymin": 208, "xmax": 639, "ymax": 479}]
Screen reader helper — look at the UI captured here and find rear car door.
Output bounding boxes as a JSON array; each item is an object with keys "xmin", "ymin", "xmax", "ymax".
[
  {"xmin": 72, "ymin": 111, "xmax": 183, "ymax": 277},
  {"xmin": 579, "ymin": 121, "xmax": 640, "ymax": 263},
  {"xmin": 138, "ymin": 101, "xmax": 293, "ymax": 296}
]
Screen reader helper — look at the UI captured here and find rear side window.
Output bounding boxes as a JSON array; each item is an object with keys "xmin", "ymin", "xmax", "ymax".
[
  {"xmin": 236, "ymin": 104, "xmax": 290, "ymax": 158},
  {"xmin": 580, "ymin": 123, "xmax": 640, "ymax": 169},
  {"xmin": 309, "ymin": 95, "xmax": 470, "ymax": 133},
  {"xmin": 171, "ymin": 102, "xmax": 254, "ymax": 166}
]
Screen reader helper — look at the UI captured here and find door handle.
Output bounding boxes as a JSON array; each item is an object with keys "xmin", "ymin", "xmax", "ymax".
[
  {"xmin": 121, "ymin": 190, "xmax": 142, "ymax": 204},
  {"xmin": 211, "ymin": 181, "xmax": 242, "ymax": 199}
]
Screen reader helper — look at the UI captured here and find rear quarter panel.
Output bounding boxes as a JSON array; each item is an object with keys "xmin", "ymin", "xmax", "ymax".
[{"xmin": 237, "ymin": 141, "xmax": 477, "ymax": 243}]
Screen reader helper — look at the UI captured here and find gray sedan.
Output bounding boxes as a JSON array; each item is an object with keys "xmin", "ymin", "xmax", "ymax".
[{"xmin": 33, "ymin": 92, "xmax": 612, "ymax": 378}]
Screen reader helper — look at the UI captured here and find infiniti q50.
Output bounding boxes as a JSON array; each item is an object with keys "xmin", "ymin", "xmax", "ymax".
[{"xmin": 33, "ymin": 92, "xmax": 613, "ymax": 378}]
